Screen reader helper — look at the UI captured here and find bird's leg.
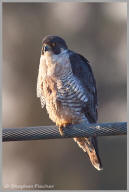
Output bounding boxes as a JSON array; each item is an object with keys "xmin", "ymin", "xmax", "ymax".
[
  {"xmin": 58, "ymin": 123, "xmax": 72, "ymax": 136},
  {"xmin": 59, "ymin": 126, "xmax": 64, "ymax": 136}
]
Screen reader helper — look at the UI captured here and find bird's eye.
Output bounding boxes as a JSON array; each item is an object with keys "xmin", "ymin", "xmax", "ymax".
[{"xmin": 52, "ymin": 42, "xmax": 56, "ymax": 47}]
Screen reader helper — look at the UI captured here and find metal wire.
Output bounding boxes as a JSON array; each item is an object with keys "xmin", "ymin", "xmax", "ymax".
[{"xmin": 2, "ymin": 121, "xmax": 127, "ymax": 142}]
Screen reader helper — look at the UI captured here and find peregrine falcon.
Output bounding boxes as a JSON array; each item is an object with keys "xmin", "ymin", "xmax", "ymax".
[{"xmin": 37, "ymin": 35, "xmax": 103, "ymax": 171}]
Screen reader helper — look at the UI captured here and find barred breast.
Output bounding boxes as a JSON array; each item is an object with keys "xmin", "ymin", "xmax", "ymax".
[{"xmin": 43, "ymin": 71, "xmax": 88, "ymax": 126}]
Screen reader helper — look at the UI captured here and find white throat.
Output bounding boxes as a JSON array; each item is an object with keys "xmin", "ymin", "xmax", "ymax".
[{"xmin": 40, "ymin": 49, "xmax": 71, "ymax": 77}]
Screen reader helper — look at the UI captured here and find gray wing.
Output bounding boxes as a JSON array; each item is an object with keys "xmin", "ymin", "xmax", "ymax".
[{"xmin": 69, "ymin": 51, "xmax": 98, "ymax": 123}]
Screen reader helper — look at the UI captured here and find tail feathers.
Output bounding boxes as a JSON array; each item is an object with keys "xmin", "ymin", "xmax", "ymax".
[{"xmin": 74, "ymin": 137, "xmax": 103, "ymax": 171}]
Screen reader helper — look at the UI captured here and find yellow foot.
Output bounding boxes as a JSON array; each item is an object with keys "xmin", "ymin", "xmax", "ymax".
[
  {"xmin": 58, "ymin": 123, "xmax": 71, "ymax": 136},
  {"xmin": 59, "ymin": 126, "xmax": 64, "ymax": 136}
]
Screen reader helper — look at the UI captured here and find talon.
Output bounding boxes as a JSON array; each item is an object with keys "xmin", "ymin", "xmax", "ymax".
[
  {"xmin": 59, "ymin": 126, "xmax": 64, "ymax": 136},
  {"xmin": 59, "ymin": 123, "xmax": 71, "ymax": 136}
]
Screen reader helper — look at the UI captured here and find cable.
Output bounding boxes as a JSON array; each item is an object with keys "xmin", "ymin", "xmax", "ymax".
[{"xmin": 2, "ymin": 121, "xmax": 127, "ymax": 142}]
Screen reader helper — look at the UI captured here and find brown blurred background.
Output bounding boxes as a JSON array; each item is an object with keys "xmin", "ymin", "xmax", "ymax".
[{"xmin": 2, "ymin": 2, "xmax": 127, "ymax": 190}]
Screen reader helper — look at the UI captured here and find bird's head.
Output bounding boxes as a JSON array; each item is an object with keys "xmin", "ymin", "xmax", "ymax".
[
  {"xmin": 41, "ymin": 35, "xmax": 68, "ymax": 56},
  {"xmin": 40, "ymin": 35, "xmax": 71, "ymax": 77}
]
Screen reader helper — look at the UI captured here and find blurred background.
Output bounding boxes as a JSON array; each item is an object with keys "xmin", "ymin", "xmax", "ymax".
[{"xmin": 2, "ymin": 2, "xmax": 127, "ymax": 190}]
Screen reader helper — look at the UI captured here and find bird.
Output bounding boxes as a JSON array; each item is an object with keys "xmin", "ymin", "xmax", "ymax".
[{"xmin": 37, "ymin": 35, "xmax": 103, "ymax": 171}]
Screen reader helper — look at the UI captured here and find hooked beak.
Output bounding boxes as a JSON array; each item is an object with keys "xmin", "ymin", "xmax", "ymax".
[
  {"xmin": 44, "ymin": 44, "xmax": 51, "ymax": 52},
  {"xmin": 41, "ymin": 44, "xmax": 51, "ymax": 55}
]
